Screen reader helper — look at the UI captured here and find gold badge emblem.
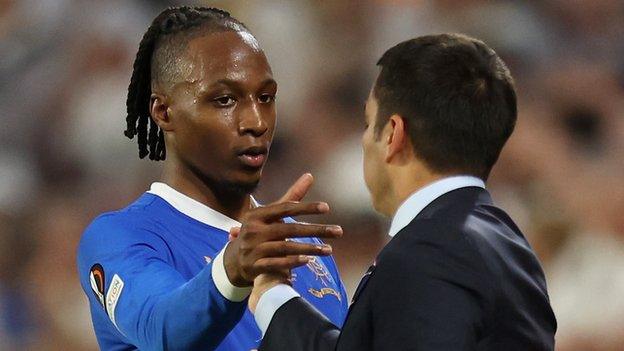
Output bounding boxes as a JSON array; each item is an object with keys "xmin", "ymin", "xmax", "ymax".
[
  {"xmin": 306, "ymin": 257, "xmax": 341, "ymax": 301},
  {"xmin": 306, "ymin": 257, "xmax": 331, "ymax": 286}
]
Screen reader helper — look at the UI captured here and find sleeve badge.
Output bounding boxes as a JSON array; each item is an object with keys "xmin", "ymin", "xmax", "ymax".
[{"xmin": 89, "ymin": 263, "xmax": 106, "ymax": 309}]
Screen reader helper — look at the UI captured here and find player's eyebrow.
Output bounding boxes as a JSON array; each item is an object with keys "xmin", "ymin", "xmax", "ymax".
[
  {"xmin": 208, "ymin": 79, "xmax": 241, "ymax": 90},
  {"xmin": 203, "ymin": 78, "xmax": 277, "ymax": 92},
  {"xmin": 195, "ymin": 79, "xmax": 244, "ymax": 97},
  {"xmin": 258, "ymin": 78, "xmax": 277, "ymax": 89}
]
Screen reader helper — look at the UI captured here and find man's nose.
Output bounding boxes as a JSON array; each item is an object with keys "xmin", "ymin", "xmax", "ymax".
[{"xmin": 238, "ymin": 101, "xmax": 268, "ymax": 137}]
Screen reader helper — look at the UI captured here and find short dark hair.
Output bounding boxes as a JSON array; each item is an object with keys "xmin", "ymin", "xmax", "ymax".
[
  {"xmin": 125, "ymin": 6, "xmax": 248, "ymax": 161},
  {"xmin": 374, "ymin": 33, "xmax": 517, "ymax": 179}
]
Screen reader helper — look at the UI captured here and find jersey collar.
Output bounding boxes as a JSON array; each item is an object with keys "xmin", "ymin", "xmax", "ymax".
[{"xmin": 147, "ymin": 182, "xmax": 258, "ymax": 232}]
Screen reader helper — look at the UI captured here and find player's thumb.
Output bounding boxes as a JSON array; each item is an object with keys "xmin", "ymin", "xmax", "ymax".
[{"xmin": 274, "ymin": 173, "xmax": 314, "ymax": 204}]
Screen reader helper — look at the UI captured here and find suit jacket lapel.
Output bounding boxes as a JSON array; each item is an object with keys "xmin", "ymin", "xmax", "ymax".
[{"xmin": 349, "ymin": 260, "xmax": 377, "ymax": 310}]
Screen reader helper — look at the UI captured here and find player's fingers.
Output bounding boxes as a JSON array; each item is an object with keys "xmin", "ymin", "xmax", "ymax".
[
  {"xmin": 259, "ymin": 222, "xmax": 343, "ymax": 241},
  {"xmin": 229, "ymin": 226, "xmax": 241, "ymax": 241},
  {"xmin": 274, "ymin": 173, "xmax": 314, "ymax": 204},
  {"xmin": 254, "ymin": 241, "xmax": 332, "ymax": 260},
  {"xmin": 255, "ymin": 271, "xmax": 291, "ymax": 285},
  {"xmin": 253, "ymin": 256, "xmax": 312, "ymax": 273},
  {"xmin": 252, "ymin": 201, "xmax": 330, "ymax": 223}
]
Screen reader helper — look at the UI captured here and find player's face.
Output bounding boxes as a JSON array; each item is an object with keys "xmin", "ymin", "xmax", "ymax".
[
  {"xmin": 362, "ymin": 89, "xmax": 391, "ymax": 215},
  {"xmin": 168, "ymin": 31, "xmax": 276, "ymax": 193}
]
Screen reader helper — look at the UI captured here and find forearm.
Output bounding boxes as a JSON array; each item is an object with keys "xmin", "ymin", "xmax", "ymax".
[
  {"xmin": 258, "ymin": 296, "xmax": 340, "ymax": 351},
  {"xmin": 124, "ymin": 247, "xmax": 251, "ymax": 350}
]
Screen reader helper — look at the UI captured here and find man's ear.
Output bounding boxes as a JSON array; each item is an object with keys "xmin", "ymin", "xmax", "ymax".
[
  {"xmin": 385, "ymin": 114, "xmax": 408, "ymax": 163},
  {"xmin": 150, "ymin": 93, "xmax": 173, "ymax": 131}
]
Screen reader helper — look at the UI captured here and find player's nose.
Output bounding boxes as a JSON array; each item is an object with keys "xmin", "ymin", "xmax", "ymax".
[{"xmin": 238, "ymin": 101, "xmax": 268, "ymax": 137}]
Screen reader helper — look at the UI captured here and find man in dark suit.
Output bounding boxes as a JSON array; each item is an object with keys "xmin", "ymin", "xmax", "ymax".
[{"xmin": 247, "ymin": 33, "xmax": 557, "ymax": 350}]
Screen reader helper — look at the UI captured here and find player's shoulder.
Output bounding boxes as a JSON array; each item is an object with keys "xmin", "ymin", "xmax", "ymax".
[{"xmin": 78, "ymin": 194, "xmax": 163, "ymax": 255}]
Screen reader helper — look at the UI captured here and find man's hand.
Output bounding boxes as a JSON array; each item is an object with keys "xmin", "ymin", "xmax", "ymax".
[
  {"xmin": 223, "ymin": 174, "xmax": 343, "ymax": 287},
  {"xmin": 248, "ymin": 272, "xmax": 291, "ymax": 313}
]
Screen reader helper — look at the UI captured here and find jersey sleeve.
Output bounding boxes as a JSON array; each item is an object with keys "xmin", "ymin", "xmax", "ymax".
[{"xmin": 77, "ymin": 214, "xmax": 247, "ymax": 350}]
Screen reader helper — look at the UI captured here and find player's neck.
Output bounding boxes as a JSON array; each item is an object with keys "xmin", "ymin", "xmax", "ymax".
[{"xmin": 160, "ymin": 161, "xmax": 251, "ymax": 221}]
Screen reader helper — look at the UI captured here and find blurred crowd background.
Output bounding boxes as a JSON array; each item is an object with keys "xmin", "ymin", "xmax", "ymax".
[{"xmin": 1, "ymin": 0, "xmax": 623, "ymax": 350}]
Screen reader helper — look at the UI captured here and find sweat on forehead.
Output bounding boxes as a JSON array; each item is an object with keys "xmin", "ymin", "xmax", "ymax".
[{"xmin": 150, "ymin": 22, "xmax": 255, "ymax": 90}]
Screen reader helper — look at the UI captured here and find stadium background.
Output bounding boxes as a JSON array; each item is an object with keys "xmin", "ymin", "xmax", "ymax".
[{"xmin": 1, "ymin": 0, "xmax": 623, "ymax": 349}]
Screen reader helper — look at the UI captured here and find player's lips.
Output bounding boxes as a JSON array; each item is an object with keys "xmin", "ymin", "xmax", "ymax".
[{"xmin": 237, "ymin": 146, "xmax": 268, "ymax": 168}]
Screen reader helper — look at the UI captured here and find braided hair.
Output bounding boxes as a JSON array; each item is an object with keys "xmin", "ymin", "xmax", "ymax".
[{"xmin": 125, "ymin": 6, "xmax": 248, "ymax": 161}]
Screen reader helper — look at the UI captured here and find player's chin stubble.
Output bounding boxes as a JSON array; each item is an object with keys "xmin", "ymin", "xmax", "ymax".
[
  {"xmin": 225, "ymin": 178, "xmax": 260, "ymax": 196},
  {"xmin": 186, "ymin": 161, "xmax": 260, "ymax": 198}
]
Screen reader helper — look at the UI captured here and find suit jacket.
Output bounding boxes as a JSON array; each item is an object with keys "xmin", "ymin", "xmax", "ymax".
[{"xmin": 259, "ymin": 187, "xmax": 557, "ymax": 350}]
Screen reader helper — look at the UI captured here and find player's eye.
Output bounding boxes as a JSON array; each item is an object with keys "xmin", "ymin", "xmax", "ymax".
[
  {"xmin": 213, "ymin": 96, "xmax": 236, "ymax": 108},
  {"xmin": 258, "ymin": 93, "xmax": 275, "ymax": 104}
]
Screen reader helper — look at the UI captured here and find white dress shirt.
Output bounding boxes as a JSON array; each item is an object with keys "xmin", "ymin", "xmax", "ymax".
[{"xmin": 253, "ymin": 175, "xmax": 486, "ymax": 335}]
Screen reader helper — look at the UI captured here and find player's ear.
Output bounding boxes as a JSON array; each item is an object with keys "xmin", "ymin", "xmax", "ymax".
[
  {"xmin": 150, "ymin": 93, "xmax": 173, "ymax": 131},
  {"xmin": 385, "ymin": 114, "xmax": 407, "ymax": 163}
]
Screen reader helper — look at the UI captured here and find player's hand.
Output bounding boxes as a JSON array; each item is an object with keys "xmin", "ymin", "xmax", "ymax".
[{"xmin": 223, "ymin": 173, "xmax": 343, "ymax": 287}]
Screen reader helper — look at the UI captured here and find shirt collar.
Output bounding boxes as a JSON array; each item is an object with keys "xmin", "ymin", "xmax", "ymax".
[
  {"xmin": 147, "ymin": 182, "xmax": 258, "ymax": 232},
  {"xmin": 388, "ymin": 175, "xmax": 485, "ymax": 237}
]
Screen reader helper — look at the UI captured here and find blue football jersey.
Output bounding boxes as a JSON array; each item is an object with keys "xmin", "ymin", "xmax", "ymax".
[{"xmin": 77, "ymin": 183, "xmax": 348, "ymax": 350}]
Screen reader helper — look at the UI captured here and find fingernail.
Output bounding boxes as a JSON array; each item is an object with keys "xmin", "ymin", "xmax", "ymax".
[
  {"xmin": 299, "ymin": 255, "xmax": 312, "ymax": 263},
  {"xmin": 327, "ymin": 226, "xmax": 343, "ymax": 235},
  {"xmin": 320, "ymin": 244, "xmax": 332, "ymax": 254},
  {"xmin": 317, "ymin": 202, "xmax": 330, "ymax": 212}
]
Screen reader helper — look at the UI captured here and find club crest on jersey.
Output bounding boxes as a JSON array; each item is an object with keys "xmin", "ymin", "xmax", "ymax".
[
  {"xmin": 306, "ymin": 257, "xmax": 341, "ymax": 301},
  {"xmin": 89, "ymin": 264, "xmax": 106, "ymax": 309},
  {"xmin": 306, "ymin": 256, "xmax": 331, "ymax": 286}
]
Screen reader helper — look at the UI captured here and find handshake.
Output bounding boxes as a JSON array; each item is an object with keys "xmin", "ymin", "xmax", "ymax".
[{"xmin": 222, "ymin": 173, "xmax": 343, "ymax": 312}]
